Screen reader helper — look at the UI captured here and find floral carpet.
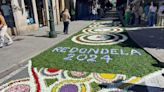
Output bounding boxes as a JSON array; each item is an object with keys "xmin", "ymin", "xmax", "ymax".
[
  {"xmin": 0, "ymin": 21, "xmax": 162, "ymax": 92},
  {"xmin": 0, "ymin": 61, "xmax": 163, "ymax": 92},
  {"xmin": 0, "ymin": 61, "xmax": 142, "ymax": 92}
]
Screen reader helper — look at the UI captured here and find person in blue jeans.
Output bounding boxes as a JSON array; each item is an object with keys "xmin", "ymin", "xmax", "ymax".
[
  {"xmin": 148, "ymin": 2, "xmax": 157, "ymax": 26},
  {"xmin": 144, "ymin": 4, "xmax": 149, "ymax": 24},
  {"xmin": 62, "ymin": 9, "xmax": 71, "ymax": 34},
  {"xmin": 148, "ymin": 12, "xmax": 156, "ymax": 26}
]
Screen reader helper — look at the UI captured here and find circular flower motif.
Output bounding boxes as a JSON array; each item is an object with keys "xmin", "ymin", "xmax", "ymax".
[
  {"xmin": 91, "ymin": 21, "xmax": 113, "ymax": 25},
  {"xmin": 70, "ymin": 71, "xmax": 87, "ymax": 78},
  {"xmin": 98, "ymin": 88, "xmax": 123, "ymax": 92},
  {"xmin": 82, "ymin": 27, "xmax": 124, "ymax": 34},
  {"xmin": 89, "ymin": 21, "xmax": 113, "ymax": 28},
  {"xmin": 0, "ymin": 79, "xmax": 30, "ymax": 92},
  {"xmin": 51, "ymin": 78, "xmax": 92, "ymax": 92},
  {"xmin": 40, "ymin": 68, "xmax": 60, "ymax": 77},
  {"xmin": 72, "ymin": 34, "xmax": 128, "ymax": 46},
  {"xmin": 59, "ymin": 84, "xmax": 78, "ymax": 92},
  {"xmin": 93, "ymin": 73, "xmax": 126, "ymax": 83},
  {"xmin": 5, "ymin": 84, "xmax": 30, "ymax": 92},
  {"xmin": 47, "ymin": 68, "xmax": 59, "ymax": 73}
]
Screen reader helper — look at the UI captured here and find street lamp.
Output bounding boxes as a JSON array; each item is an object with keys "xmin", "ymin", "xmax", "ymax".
[{"xmin": 48, "ymin": 0, "xmax": 57, "ymax": 38}]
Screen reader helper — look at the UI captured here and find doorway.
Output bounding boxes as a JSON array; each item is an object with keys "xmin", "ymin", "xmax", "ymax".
[
  {"xmin": 35, "ymin": 0, "xmax": 48, "ymax": 27},
  {"xmin": 24, "ymin": 0, "xmax": 36, "ymax": 25}
]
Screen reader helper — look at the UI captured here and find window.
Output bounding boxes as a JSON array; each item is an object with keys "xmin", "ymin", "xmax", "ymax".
[{"xmin": 24, "ymin": 0, "xmax": 35, "ymax": 25}]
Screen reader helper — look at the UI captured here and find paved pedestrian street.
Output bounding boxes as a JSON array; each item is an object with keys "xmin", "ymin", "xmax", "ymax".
[{"xmin": 0, "ymin": 20, "xmax": 163, "ymax": 92}]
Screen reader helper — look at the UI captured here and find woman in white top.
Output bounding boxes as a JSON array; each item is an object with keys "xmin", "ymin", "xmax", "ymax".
[
  {"xmin": 91, "ymin": 5, "xmax": 98, "ymax": 20},
  {"xmin": 148, "ymin": 2, "xmax": 157, "ymax": 26},
  {"xmin": 62, "ymin": 9, "xmax": 71, "ymax": 34}
]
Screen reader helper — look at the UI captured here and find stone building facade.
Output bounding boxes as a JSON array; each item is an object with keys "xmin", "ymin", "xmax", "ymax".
[{"xmin": 0, "ymin": 0, "xmax": 66, "ymax": 35}]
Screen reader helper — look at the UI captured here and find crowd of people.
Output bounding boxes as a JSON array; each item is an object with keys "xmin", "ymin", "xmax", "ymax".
[
  {"xmin": 123, "ymin": 1, "xmax": 164, "ymax": 27},
  {"xmin": 89, "ymin": 1, "xmax": 101, "ymax": 20},
  {"xmin": 88, "ymin": 0, "xmax": 114, "ymax": 20}
]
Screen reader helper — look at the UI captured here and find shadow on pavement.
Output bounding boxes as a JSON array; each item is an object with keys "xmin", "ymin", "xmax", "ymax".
[
  {"xmin": 129, "ymin": 84, "xmax": 164, "ymax": 92},
  {"xmin": 113, "ymin": 31, "xmax": 163, "ymax": 68},
  {"xmin": 127, "ymin": 28, "xmax": 164, "ymax": 49},
  {"xmin": 100, "ymin": 83, "xmax": 164, "ymax": 92},
  {"xmin": 152, "ymin": 63, "xmax": 164, "ymax": 68}
]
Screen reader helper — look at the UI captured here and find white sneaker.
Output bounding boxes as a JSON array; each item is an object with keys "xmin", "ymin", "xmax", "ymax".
[
  {"xmin": 0, "ymin": 43, "xmax": 3, "ymax": 48},
  {"xmin": 7, "ymin": 41, "xmax": 13, "ymax": 45}
]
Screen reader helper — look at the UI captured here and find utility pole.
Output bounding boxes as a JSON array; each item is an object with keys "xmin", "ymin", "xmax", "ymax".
[{"xmin": 49, "ymin": 0, "xmax": 57, "ymax": 38}]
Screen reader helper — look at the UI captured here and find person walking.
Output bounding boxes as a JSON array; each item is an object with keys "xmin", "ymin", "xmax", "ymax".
[
  {"xmin": 124, "ymin": 5, "xmax": 131, "ymax": 26},
  {"xmin": 91, "ymin": 5, "xmax": 98, "ymax": 20},
  {"xmin": 134, "ymin": 5, "xmax": 139, "ymax": 25},
  {"xmin": 70, "ymin": 9, "xmax": 75, "ymax": 21},
  {"xmin": 138, "ymin": 5, "xmax": 144, "ymax": 24},
  {"xmin": 130, "ymin": 5, "xmax": 136, "ymax": 25},
  {"xmin": 144, "ymin": 3, "xmax": 149, "ymax": 22},
  {"xmin": 1, "ymin": 2, "xmax": 12, "ymax": 27},
  {"xmin": 157, "ymin": 2, "xmax": 164, "ymax": 26},
  {"xmin": 1, "ymin": 2, "xmax": 16, "ymax": 35},
  {"xmin": 0, "ymin": 11, "xmax": 13, "ymax": 48},
  {"xmin": 148, "ymin": 2, "xmax": 157, "ymax": 26},
  {"xmin": 62, "ymin": 9, "xmax": 71, "ymax": 34}
]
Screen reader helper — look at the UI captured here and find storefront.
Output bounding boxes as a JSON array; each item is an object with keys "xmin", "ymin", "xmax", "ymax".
[
  {"xmin": 76, "ymin": 0, "xmax": 90, "ymax": 20},
  {"xmin": 10, "ymin": 0, "xmax": 39, "ymax": 34},
  {"xmin": 64, "ymin": 0, "xmax": 76, "ymax": 20},
  {"xmin": 76, "ymin": 0, "xmax": 116, "ymax": 20},
  {"xmin": 0, "ymin": 0, "xmax": 66, "ymax": 35}
]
